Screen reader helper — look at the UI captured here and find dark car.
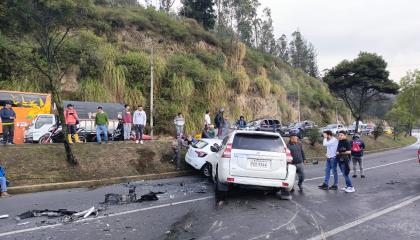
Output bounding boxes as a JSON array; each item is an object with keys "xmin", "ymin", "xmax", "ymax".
[
  {"xmin": 247, "ymin": 119, "xmax": 282, "ymax": 133},
  {"xmin": 283, "ymin": 120, "xmax": 317, "ymax": 139}
]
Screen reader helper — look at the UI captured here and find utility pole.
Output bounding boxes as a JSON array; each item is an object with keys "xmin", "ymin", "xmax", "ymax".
[
  {"xmin": 150, "ymin": 45, "xmax": 154, "ymax": 139},
  {"xmin": 297, "ymin": 84, "xmax": 301, "ymax": 122}
]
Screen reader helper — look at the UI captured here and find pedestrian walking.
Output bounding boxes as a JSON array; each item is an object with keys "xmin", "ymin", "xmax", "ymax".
[
  {"xmin": 64, "ymin": 104, "xmax": 82, "ymax": 144},
  {"xmin": 214, "ymin": 108, "xmax": 224, "ymax": 137},
  {"xmin": 204, "ymin": 110, "xmax": 211, "ymax": 127},
  {"xmin": 350, "ymin": 135, "xmax": 366, "ymax": 178},
  {"xmin": 287, "ymin": 133, "xmax": 305, "ymax": 191},
  {"xmin": 336, "ymin": 130, "xmax": 355, "ymax": 193},
  {"xmin": 236, "ymin": 116, "xmax": 247, "ymax": 129},
  {"xmin": 133, "ymin": 105, "xmax": 147, "ymax": 144},
  {"xmin": 0, "ymin": 165, "xmax": 11, "ymax": 197},
  {"xmin": 174, "ymin": 113, "xmax": 185, "ymax": 137},
  {"xmin": 122, "ymin": 105, "xmax": 132, "ymax": 141},
  {"xmin": 95, "ymin": 106, "xmax": 109, "ymax": 144},
  {"xmin": 318, "ymin": 130, "xmax": 339, "ymax": 190},
  {"xmin": 0, "ymin": 101, "xmax": 16, "ymax": 145}
]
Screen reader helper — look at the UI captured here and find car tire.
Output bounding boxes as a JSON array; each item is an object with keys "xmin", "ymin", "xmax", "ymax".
[
  {"xmin": 214, "ymin": 168, "xmax": 228, "ymax": 200},
  {"xmin": 201, "ymin": 163, "xmax": 212, "ymax": 178}
]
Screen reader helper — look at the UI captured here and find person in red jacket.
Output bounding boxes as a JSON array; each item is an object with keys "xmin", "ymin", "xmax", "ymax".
[
  {"xmin": 64, "ymin": 104, "xmax": 81, "ymax": 143},
  {"xmin": 122, "ymin": 105, "xmax": 132, "ymax": 141}
]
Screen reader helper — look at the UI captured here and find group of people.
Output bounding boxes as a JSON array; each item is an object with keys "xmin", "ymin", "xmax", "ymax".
[{"xmin": 287, "ymin": 130, "xmax": 365, "ymax": 193}]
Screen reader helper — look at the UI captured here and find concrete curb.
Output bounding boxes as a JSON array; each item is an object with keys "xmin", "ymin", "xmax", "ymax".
[{"xmin": 8, "ymin": 170, "xmax": 194, "ymax": 194}]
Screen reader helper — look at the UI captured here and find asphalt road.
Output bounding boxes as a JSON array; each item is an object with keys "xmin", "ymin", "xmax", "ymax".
[{"xmin": 1, "ymin": 133, "xmax": 419, "ymax": 240}]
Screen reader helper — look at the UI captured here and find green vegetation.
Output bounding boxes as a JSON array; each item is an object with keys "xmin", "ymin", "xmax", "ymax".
[{"xmin": 1, "ymin": 2, "xmax": 346, "ymax": 135}]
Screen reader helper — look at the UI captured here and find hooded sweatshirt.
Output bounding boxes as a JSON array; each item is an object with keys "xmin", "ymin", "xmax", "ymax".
[{"xmin": 0, "ymin": 107, "xmax": 16, "ymax": 125}]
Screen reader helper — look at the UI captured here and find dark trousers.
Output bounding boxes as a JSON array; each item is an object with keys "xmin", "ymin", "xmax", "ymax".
[
  {"xmin": 134, "ymin": 124, "xmax": 144, "ymax": 140},
  {"xmin": 2, "ymin": 124, "xmax": 14, "ymax": 143},
  {"xmin": 295, "ymin": 163, "xmax": 305, "ymax": 186}
]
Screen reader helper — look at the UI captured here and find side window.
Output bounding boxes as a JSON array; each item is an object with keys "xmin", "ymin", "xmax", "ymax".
[{"xmin": 35, "ymin": 116, "xmax": 53, "ymax": 129}]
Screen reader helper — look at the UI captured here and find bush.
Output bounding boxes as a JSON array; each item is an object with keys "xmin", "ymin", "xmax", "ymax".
[
  {"xmin": 117, "ymin": 51, "xmax": 149, "ymax": 85},
  {"xmin": 166, "ymin": 53, "xmax": 209, "ymax": 85},
  {"xmin": 305, "ymin": 128, "xmax": 322, "ymax": 146},
  {"xmin": 233, "ymin": 66, "xmax": 250, "ymax": 94},
  {"xmin": 194, "ymin": 49, "xmax": 225, "ymax": 69},
  {"xmin": 373, "ymin": 122, "xmax": 384, "ymax": 140}
]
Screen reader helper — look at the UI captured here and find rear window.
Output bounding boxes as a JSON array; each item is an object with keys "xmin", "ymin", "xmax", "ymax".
[
  {"xmin": 192, "ymin": 140, "xmax": 208, "ymax": 149},
  {"xmin": 232, "ymin": 133, "xmax": 284, "ymax": 153}
]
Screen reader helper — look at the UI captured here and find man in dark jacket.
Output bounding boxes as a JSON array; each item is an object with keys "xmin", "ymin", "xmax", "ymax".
[
  {"xmin": 214, "ymin": 108, "xmax": 224, "ymax": 137},
  {"xmin": 350, "ymin": 135, "xmax": 366, "ymax": 178},
  {"xmin": 0, "ymin": 101, "xmax": 16, "ymax": 145},
  {"xmin": 336, "ymin": 131, "xmax": 355, "ymax": 193},
  {"xmin": 287, "ymin": 133, "xmax": 305, "ymax": 191}
]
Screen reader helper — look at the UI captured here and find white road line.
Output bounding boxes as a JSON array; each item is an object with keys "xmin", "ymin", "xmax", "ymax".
[
  {"xmin": 307, "ymin": 194, "xmax": 420, "ymax": 240},
  {"xmin": 0, "ymin": 157, "xmax": 416, "ymax": 238},
  {"xmin": 305, "ymin": 158, "xmax": 417, "ymax": 182},
  {"xmin": 0, "ymin": 196, "xmax": 214, "ymax": 238}
]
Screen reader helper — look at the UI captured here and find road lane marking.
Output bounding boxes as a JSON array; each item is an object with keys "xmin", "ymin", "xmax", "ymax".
[
  {"xmin": 306, "ymin": 194, "xmax": 420, "ymax": 240},
  {"xmin": 0, "ymin": 157, "xmax": 416, "ymax": 238},
  {"xmin": 0, "ymin": 196, "xmax": 214, "ymax": 238},
  {"xmin": 305, "ymin": 158, "xmax": 417, "ymax": 182}
]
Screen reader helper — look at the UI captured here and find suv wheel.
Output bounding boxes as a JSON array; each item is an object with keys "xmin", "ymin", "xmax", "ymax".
[{"xmin": 214, "ymin": 168, "xmax": 228, "ymax": 200}]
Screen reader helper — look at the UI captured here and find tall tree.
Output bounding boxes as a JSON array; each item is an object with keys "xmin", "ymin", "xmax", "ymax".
[
  {"xmin": 307, "ymin": 43, "xmax": 319, "ymax": 78},
  {"xmin": 159, "ymin": 0, "xmax": 175, "ymax": 13},
  {"xmin": 323, "ymin": 52, "xmax": 399, "ymax": 132},
  {"xmin": 289, "ymin": 30, "xmax": 308, "ymax": 71},
  {"xmin": 180, "ymin": 0, "xmax": 216, "ymax": 30},
  {"xmin": 277, "ymin": 34, "xmax": 289, "ymax": 62},
  {"xmin": 258, "ymin": 8, "xmax": 277, "ymax": 54},
  {"xmin": 232, "ymin": 0, "xmax": 259, "ymax": 46},
  {"xmin": 0, "ymin": 0, "xmax": 92, "ymax": 165}
]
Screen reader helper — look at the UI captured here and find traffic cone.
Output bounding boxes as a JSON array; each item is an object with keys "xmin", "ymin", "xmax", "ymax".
[
  {"xmin": 74, "ymin": 134, "xmax": 82, "ymax": 143},
  {"xmin": 67, "ymin": 134, "xmax": 74, "ymax": 144}
]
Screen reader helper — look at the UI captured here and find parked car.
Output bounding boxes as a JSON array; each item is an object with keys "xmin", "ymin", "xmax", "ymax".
[
  {"xmin": 211, "ymin": 130, "xmax": 297, "ymax": 199},
  {"xmin": 185, "ymin": 138, "xmax": 222, "ymax": 177},
  {"xmin": 283, "ymin": 120, "xmax": 317, "ymax": 138},
  {"xmin": 246, "ymin": 119, "xmax": 282, "ymax": 133},
  {"xmin": 322, "ymin": 124, "xmax": 348, "ymax": 135}
]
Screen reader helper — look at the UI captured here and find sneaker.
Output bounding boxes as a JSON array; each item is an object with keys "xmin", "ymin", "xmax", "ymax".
[
  {"xmin": 340, "ymin": 187, "xmax": 348, "ymax": 191},
  {"xmin": 140, "ymin": 140, "xmax": 144, "ymax": 144},
  {"xmin": 0, "ymin": 192, "xmax": 12, "ymax": 197},
  {"xmin": 345, "ymin": 187, "xmax": 356, "ymax": 193},
  {"xmin": 361, "ymin": 175, "xmax": 366, "ymax": 178},
  {"xmin": 318, "ymin": 183, "xmax": 328, "ymax": 190},
  {"xmin": 298, "ymin": 184, "xmax": 303, "ymax": 192},
  {"xmin": 135, "ymin": 140, "xmax": 139, "ymax": 144},
  {"xmin": 352, "ymin": 175, "xmax": 357, "ymax": 178},
  {"xmin": 329, "ymin": 185, "xmax": 338, "ymax": 190}
]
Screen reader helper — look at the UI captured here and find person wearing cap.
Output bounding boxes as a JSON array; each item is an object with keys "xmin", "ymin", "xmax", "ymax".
[
  {"xmin": 350, "ymin": 134, "xmax": 365, "ymax": 178},
  {"xmin": 286, "ymin": 133, "xmax": 306, "ymax": 191},
  {"xmin": 64, "ymin": 104, "xmax": 82, "ymax": 144},
  {"xmin": 95, "ymin": 106, "xmax": 109, "ymax": 144},
  {"xmin": 0, "ymin": 101, "xmax": 16, "ymax": 145}
]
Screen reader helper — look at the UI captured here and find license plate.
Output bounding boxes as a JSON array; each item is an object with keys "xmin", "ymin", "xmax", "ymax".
[{"xmin": 250, "ymin": 159, "xmax": 270, "ymax": 169}]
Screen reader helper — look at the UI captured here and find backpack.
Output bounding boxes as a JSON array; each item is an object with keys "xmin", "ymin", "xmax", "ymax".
[{"xmin": 351, "ymin": 141, "xmax": 362, "ymax": 152}]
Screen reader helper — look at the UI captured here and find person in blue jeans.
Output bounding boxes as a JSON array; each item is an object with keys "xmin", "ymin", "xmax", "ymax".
[
  {"xmin": 336, "ymin": 130, "xmax": 355, "ymax": 193},
  {"xmin": 0, "ymin": 165, "xmax": 11, "ymax": 197},
  {"xmin": 95, "ymin": 106, "xmax": 109, "ymax": 144},
  {"xmin": 318, "ymin": 130, "xmax": 339, "ymax": 190}
]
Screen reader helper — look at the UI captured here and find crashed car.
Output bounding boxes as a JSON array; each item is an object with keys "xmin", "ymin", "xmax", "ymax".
[
  {"xmin": 185, "ymin": 138, "xmax": 222, "ymax": 177},
  {"xmin": 211, "ymin": 130, "xmax": 296, "ymax": 199}
]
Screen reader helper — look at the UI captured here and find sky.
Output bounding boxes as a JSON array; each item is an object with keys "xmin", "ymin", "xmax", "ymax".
[
  {"xmin": 258, "ymin": 0, "xmax": 420, "ymax": 82},
  {"xmin": 145, "ymin": 0, "xmax": 420, "ymax": 82}
]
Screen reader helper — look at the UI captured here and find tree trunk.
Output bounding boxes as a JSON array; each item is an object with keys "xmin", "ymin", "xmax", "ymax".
[
  {"xmin": 355, "ymin": 117, "xmax": 361, "ymax": 134},
  {"xmin": 52, "ymin": 90, "xmax": 77, "ymax": 165}
]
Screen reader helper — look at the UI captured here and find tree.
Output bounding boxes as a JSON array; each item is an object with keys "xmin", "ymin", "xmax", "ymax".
[
  {"xmin": 159, "ymin": 0, "xmax": 175, "ymax": 13},
  {"xmin": 180, "ymin": 0, "xmax": 216, "ymax": 30},
  {"xmin": 307, "ymin": 43, "xmax": 319, "ymax": 78},
  {"xmin": 232, "ymin": 0, "xmax": 259, "ymax": 46},
  {"xmin": 258, "ymin": 8, "xmax": 277, "ymax": 54},
  {"xmin": 323, "ymin": 52, "xmax": 399, "ymax": 132},
  {"xmin": 277, "ymin": 34, "xmax": 289, "ymax": 62},
  {"xmin": 289, "ymin": 30, "xmax": 308, "ymax": 71},
  {"xmin": 0, "ymin": 0, "xmax": 93, "ymax": 165}
]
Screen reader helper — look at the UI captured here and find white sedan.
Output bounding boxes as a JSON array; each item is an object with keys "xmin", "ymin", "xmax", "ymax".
[{"xmin": 185, "ymin": 138, "xmax": 223, "ymax": 177}]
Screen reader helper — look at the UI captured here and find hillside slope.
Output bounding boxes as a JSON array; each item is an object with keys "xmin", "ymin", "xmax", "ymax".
[{"xmin": 0, "ymin": 5, "xmax": 349, "ymax": 134}]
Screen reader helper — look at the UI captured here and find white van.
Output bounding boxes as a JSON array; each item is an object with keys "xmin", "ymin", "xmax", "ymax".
[{"xmin": 211, "ymin": 130, "xmax": 297, "ymax": 198}]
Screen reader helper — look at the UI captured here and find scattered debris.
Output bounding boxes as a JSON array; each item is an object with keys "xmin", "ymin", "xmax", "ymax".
[
  {"xmin": 195, "ymin": 186, "xmax": 207, "ymax": 193},
  {"xmin": 0, "ymin": 214, "xmax": 9, "ymax": 219},
  {"xmin": 386, "ymin": 180, "xmax": 401, "ymax": 185},
  {"xmin": 17, "ymin": 221, "xmax": 30, "ymax": 226},
  {"xmin": 102, "ymin": 190, "xmax": 165, "ymax": 205},
  {"xmin": 312, "ymin": 160, "xmax": 319, "ymax": 165},
  {"xmin": 17, "ymin": 209, "xmax": 76, "ymax": 220}
]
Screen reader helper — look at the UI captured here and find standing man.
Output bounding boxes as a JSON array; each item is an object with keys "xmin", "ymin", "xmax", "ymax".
[
  {"xmin": 0, "ymin": 101, "xmax": 16, "ymax": 145},
  {"xmin": 173, "ymin": 113, "xmax": 185, "ymax": 137},
  {"xmin": 133, "ymin": 105, "xmax": 147, "ymax": 144},
  {"xmin": 287, "ymin": 133, "xmax": 305, "ymax": 191},
  {"xmin": 318, "ymin": 130, "xmax": 339, "ymax": 190},
  {"xmin": 204, "ymin": 110, "xmax": 211, "ymax": 127},
  {"xmin": 214, "ymin": 108, "xmax": 224, "ymax": 137},
  {"xmin": 122, "ymin": 105, "xmax": 132, "ymax": 141},
  {"xmin": 350, "ymin": 135, "xmax": 366, "ymax": 178},
  {"xmin": 64, "ymin": 104, "xmax": 82, "ymax": 144},
  {"xmin": 95, "ymin": 106, "xmax": 109, "ymax": 144},
  {"xmin": 336, "ymin": 131, "xmax": 355, "ymax": 193}
]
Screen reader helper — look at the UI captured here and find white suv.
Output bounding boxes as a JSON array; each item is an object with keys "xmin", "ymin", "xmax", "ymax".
[{"xmin": 211, "ymin": 130, "xmax": 297, "ymax": 199}]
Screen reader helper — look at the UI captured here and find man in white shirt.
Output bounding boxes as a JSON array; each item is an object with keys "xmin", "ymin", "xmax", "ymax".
[
  {"xmin": 319, "ymin": 130, "xmax": 339, "ymax": 190},
  {"xmin": 133, "ymin": 105, "xmax": 147, "ymax": 144},
  {"xmin": 204, "ymin": 110, "xmax": 211, "ymax": 127}
]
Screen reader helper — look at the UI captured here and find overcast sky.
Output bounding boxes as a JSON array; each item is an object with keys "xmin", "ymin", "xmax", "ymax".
[{"xmin": 258, "ymin": 0, "xmax": 420, "ymax": 82}]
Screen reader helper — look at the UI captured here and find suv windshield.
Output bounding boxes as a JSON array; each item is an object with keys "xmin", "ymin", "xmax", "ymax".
[{"xmin": 232, "ymin": 133, "xmax": 284, "ymax": 153}]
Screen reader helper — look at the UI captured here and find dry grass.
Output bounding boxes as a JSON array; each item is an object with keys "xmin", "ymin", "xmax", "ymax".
[
  {"xmin": 233, "ymin": 66, "xmax": 250, "ymax": 94},
  {"xmin": 255, "ymin": 67, "xmax": 271, "ymax": 98}
]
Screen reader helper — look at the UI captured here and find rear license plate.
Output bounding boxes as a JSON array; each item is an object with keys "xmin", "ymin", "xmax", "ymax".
[{"xmin": 250, "ymin": 159, "xmax": 270, "ymax": 169}]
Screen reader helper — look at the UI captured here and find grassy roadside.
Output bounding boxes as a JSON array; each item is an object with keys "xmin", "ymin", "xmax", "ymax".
[{"xmin": 300, "ymin": 134, "xmax": 417, "ymax": 160}]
